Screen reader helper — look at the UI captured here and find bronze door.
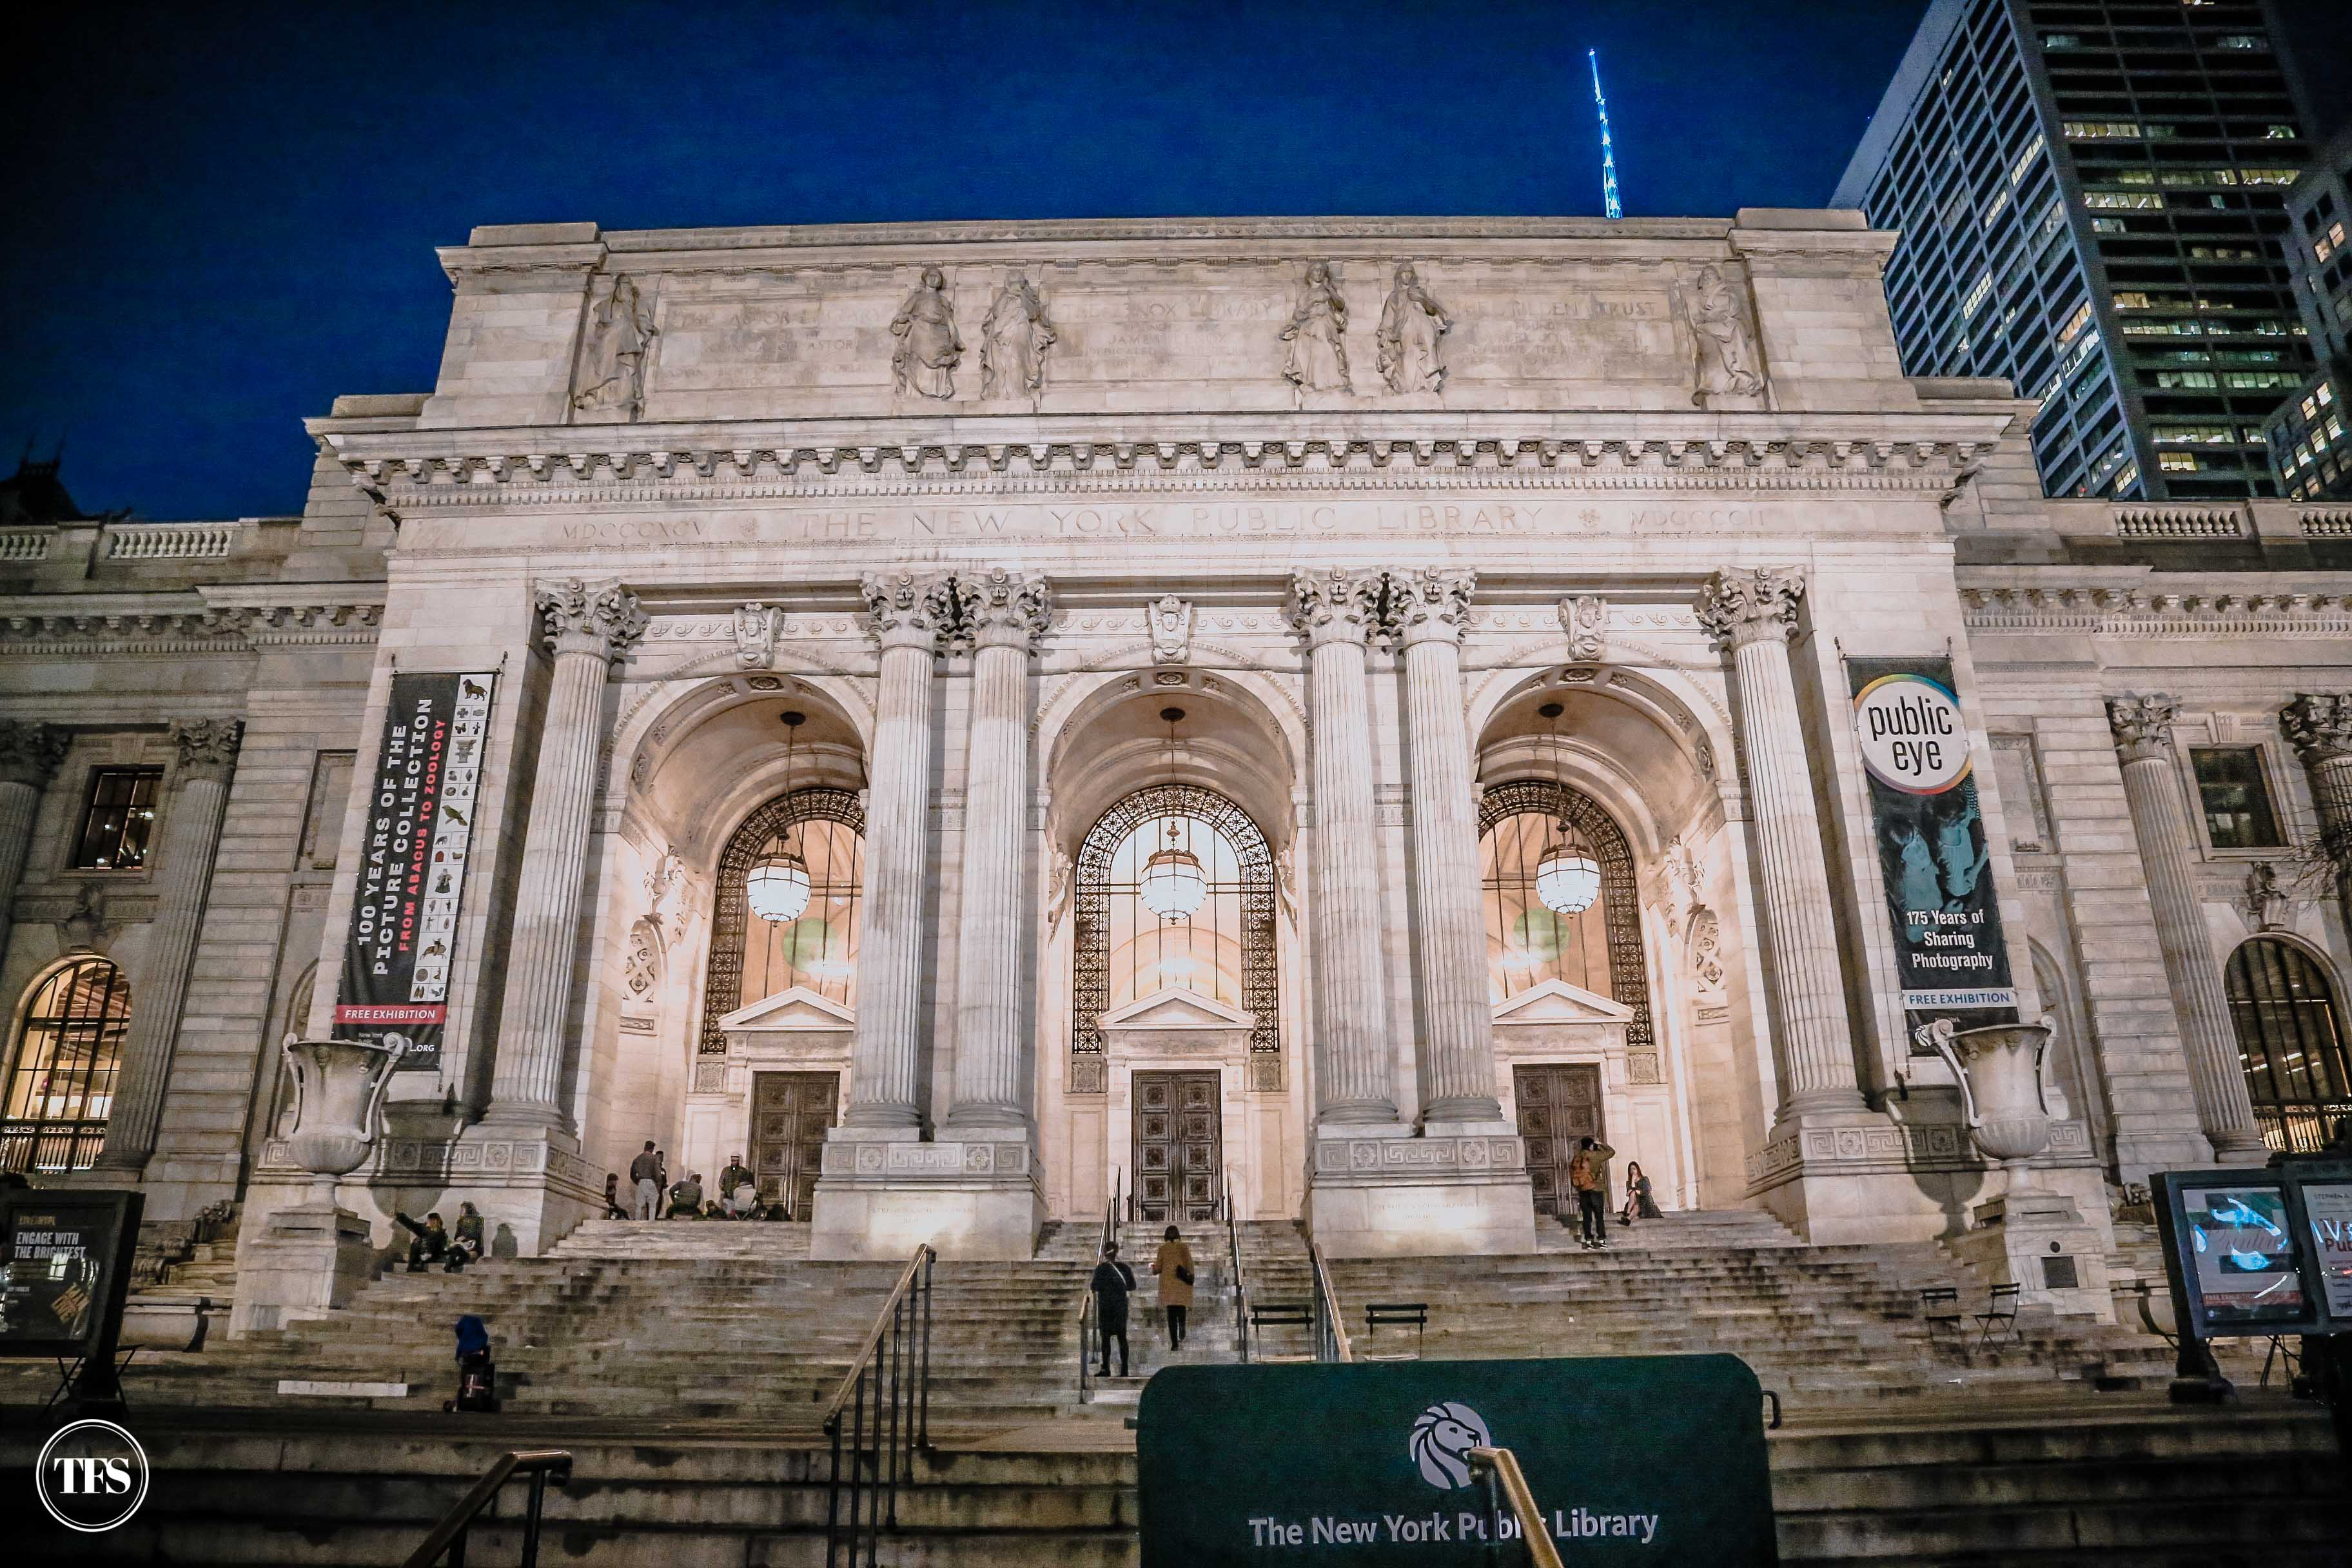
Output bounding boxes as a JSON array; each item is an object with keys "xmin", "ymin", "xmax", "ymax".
[
  {"xmin": 749, "ymin": 1071, "xmax": 838, "ymax": 1219},
  {"xmin": 1514, "ymin": 1064, "xmax": 1605, "ymax": 1218},
  {"xmin": 1133, "ymin": 1070, "xmax": 1222, "ymax": 1221}
]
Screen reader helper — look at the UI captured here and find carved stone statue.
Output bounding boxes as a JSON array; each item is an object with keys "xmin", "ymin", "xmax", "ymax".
[
  {"xmin": 1148, "ymin": 595, "xmax": 1194, "ymax": 665},
  {"xmin": 980, "ymin": 273, "xmax": 1056, "ymax": 399},
  {"xmin": 1674, "ymin": 264, "xmax": 1764, "ymax": 409},
  {"xmin": 573, "ymin": 273, "xmax": 657, "ymax": 422},
  {"xmin": 1280, "ymin": 261, "xmax": 1350, "ymax": 395},
  {"xmin": 1376, "ymin": 263, "xmax": 1451, "ymax": 393},
  {"xmin": 1045, "ymin": 846, "xmax": 1075, "ymax": 931},
  {"xmin": 890, "ymin": 266, "xmax": 963, "ymax": 399},
  {"xmin": 734, "ymin": 602, "xmax": 778, "ymax": 669},
  {"xmin": 1559, "ymin": 594, "xmax": 1607, "ymax": 662}
]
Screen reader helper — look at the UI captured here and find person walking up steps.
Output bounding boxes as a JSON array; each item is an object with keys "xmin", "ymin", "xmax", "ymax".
[
  {"xmin": 1569, "ymin": 1134, "xmax": 1616, "ymax": 1250},
  {"xmin": 1152, "ymin": 1224, "xmax": 1195, "ymax": 1351},
  {"xmin": 1091, "ymin": 1241, "xmax": 1138, "ymax": 1377}
]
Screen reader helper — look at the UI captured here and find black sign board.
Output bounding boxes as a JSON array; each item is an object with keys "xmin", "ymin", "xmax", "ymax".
[
  {"xmin": 1136, "ymin": 1355, "xmax": 1776, "ymax": 1565},
  {"xmin": 0, "ymin": 1190, "xmax": 142, "ymax": 1360},
  {"xmin": 332, "ymin": 670, "xmax": 496, "ymax": 1075},
  {"xmin": 1847, "ymin": 658, "xmax": 2018, "ymax": 1038},
  {"xmin": 2151, "ymin": 1166, "xmax": 2346, "ymax": 1338}
]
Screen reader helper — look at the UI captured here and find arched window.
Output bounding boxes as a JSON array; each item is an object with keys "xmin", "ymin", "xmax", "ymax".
[
  {"xmin": 2226, "ymin": 937, "xmax": 2352, "ymax": 1152},
  {"xmin": 700, "ymin": 787, "xmax": 865, "ymax": 1054},
  {"xmin": 2, "ymin": 958, "xmax": 132, "ymax": 1173},
  {"xmin": 1479, "ymin": 779, "xmax": 1653, "ymax": 1054},
  {"xmin": 1073, "ymin": 785, "xmax": 1278, "ymax": 1057}
]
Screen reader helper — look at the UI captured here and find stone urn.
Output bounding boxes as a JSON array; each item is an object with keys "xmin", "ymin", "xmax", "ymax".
[
  {"xmin": 1925, "ymin": 1019, "xmax": 2058, "ymax": 1189},
  {"xmin": 280, "ymin": 1035, "xmax": 402, "ymax": 1199}
]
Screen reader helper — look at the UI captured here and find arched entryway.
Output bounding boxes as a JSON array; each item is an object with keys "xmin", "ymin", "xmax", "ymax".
[
  {"xmin": 2225, "ymin": 936, "xmax": 2352, "ymax": 1152},
  {"xmin": 2, "ymin": 956, "xmax": 131, "ymax": 1173}
]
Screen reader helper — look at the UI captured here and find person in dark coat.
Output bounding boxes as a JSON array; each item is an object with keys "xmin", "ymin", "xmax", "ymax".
[
  {"xmin": 1090, "ymin": 1241, "xmax": 1138, "ymax": 1377},
  {"xmin": 395, "ymin": 1211, "xmax": 450, "ymax": 1272}
]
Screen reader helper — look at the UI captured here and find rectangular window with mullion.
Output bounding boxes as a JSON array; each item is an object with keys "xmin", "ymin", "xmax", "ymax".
[
  {"xmin": 70, "ymin": 767, "xmax": 162, "ymax": 870},
  {"xmin": 2190, "ymin": 746, "xmax": 2282, "ymax": 848}
]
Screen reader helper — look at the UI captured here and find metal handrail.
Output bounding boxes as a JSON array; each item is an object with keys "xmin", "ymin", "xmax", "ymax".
[
  {"xmin": 1224, "ymin": 1165, "xmax": 1249, "ymax": 1363},
  {"xmin": 401, "ymin": 1449, "xmax": 572, "ymax": 1568},
  {"xmin": 1078, "ymin": 1173, "xmax": 1120, "ymax": 1404},
  {"xmin": 823, "ymin": 1243, "xmax": 935, "ymax": 1568},
  {"xmin": 1307, "ymin": 1239, "xmax": 1354, "ymax": 1364},
  {"xmin": 1469, "ymin": 1447, "xmax": 1566, "ymax": 1568}
]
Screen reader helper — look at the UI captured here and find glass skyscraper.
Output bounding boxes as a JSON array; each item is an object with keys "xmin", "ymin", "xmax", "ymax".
[{"xmin": 1834, "ymin": 0, "xmax": 2317, "ymax": 501}]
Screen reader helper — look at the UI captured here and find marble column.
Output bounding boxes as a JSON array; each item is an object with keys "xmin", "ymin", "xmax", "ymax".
[
  {"xmin": 489, "ymin": 579, "xmax": 647, "ymax": 1127},
  {"xmin": 95, "ymin": 718, "xmax": 243, "ymax": 1171},
  {"xmin": 841, "ymin": 569, "xmax": 956, "ymax": 1132},
  {"xmin": 1694, "ymin": 567, "xmax": 1865, "ymax": 1121},
  {"xmin": 1288, "ymin": 568, "xmax": 1399, "ymax": 1127},
  {"xmin": 0, "ymin": 721, "xmax": 70, "ymax": 985},
  {"xmin": 2280, "ymin": 692, "xmax": 2352, "ymax": 937},
  {"xmin": 942, "ymin": 569, "xmax": 1050, "ymax": 1132},
  {"xmin": 2108, "ymin": 695, "xmax": 2269, "ymax": 1161},
  {"xmin": 1391, "ymin": 567, "xmax": 1507, "ymax": 1126}
]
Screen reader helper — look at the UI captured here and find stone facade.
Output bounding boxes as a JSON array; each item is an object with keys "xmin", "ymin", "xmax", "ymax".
[{"xmin": 8, "ymin": 211, "xmax": 2351, "ymax": 1278}]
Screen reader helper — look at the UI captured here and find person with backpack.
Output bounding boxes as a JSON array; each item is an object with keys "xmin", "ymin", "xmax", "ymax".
[
  {"xmin": 1152, "ymin": 1224, "xmax": 1195, "ymax": 1351},
  {"xmin": 1090, "ymin": 1241, "xmax": 1139, "ymax": 1377},
  {"xmin": 1569, "ymin": 1135, "xmax": 1616, "ymax": 1251}
]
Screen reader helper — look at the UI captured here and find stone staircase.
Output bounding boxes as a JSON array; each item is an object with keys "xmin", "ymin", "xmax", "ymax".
[{"xmin": 13, "ymin": 1400, "xmax": 2340, "ymax": 1565}]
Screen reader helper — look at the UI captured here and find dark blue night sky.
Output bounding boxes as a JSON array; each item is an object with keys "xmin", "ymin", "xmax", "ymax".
[{"xmin": 6, "ymin": 1, "xmax": 2344, "ymax": 521}]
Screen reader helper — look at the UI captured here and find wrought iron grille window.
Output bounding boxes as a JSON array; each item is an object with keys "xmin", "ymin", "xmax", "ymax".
[
  {"xmin": 1478, "ymin": 778, "xmax": 1652, "ymax": 1052},
  {"xmin": 700, "ymin": 787, "xmax": 865, "ymax": 1054},
  {"xmin": 1072, "ymin": 784, "xmax": 1278, "ymax": 1057},
  {"xmin": 72, "ymin": 768, "xmax": 161, "ymax": 870},
  {"xmin": 1, "ymin": 957, "xmax": 131, "ymax": 1173},
  {"xmin": 2226, "ymin": 936, "xmax": 2352, "ymax": 1152}
]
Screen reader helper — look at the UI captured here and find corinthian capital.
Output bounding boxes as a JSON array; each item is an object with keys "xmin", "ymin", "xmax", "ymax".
[
  {"xmin": 0, "ymin": 720, "xmax": 70, "ymax": 788},
  {"xmin": 861, "ymin": 569, "xmax": 959, "ymax": 653},
  {"xmin": 1287, "ymin": 567, "xmax": 1381, "ymax": 651},
  {"xmin": 2106, "ymin": 694, "xmax": 2181, "ymax": 764},
  {"xmin": 536, "ymin": 578, "xmax": 649, "ymax": 662},
  {"xmin": 2281, "ymin": 693, "xmax": 2352, "ymax": 765},
  {"xmin": 954, "ymin": 568, "xmax": 1053, "ymax": 654},
  {"xmin": 170, "ymin": 717, "xmax": 244, "ymax": 778},
  {"xmin": 1694, "ymin": 567, "xmax": 1805, "ymax": 649},
  {"xmin": 1387, "ymin": 567, "xmax": 1477, "ymax": 647}
]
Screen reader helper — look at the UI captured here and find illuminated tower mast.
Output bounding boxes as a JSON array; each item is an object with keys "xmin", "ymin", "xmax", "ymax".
[{"xmin": 1589, "ymin": 48, "xmax": 1622, "ymax": 220}]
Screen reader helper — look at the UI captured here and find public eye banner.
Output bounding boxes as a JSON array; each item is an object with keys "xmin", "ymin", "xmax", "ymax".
[
  {"xmin": 331, "ymin": 671, "xmax": 496, "ymax": 1075},
  {"xmin": 1848, "ymin": 658, "xmax": 2017, "ymax": 1030}
]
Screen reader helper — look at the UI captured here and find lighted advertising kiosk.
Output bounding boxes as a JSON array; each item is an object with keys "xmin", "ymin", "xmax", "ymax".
[{"xmin": 0, "ymin": 1188, "xmax": 144, "ymax": 1418}]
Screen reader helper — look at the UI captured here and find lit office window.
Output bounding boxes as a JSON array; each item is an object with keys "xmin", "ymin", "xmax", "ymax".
[
  {"xmin": 70, "ymin": 769, "xmax": 161, "ymax": 870},
  {"xmin": 2190, "ymin": 748, "xmax": 2282, "ymax": 848}
]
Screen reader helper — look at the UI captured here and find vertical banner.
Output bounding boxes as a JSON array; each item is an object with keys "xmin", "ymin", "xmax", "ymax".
[
  {"xmin": 331, "ymin": 671, "xmax": 496, "ymax": 1074},
  {"xmin": 1848, "ymin": 658, "xmax": 2018, "ymax": 1035}
]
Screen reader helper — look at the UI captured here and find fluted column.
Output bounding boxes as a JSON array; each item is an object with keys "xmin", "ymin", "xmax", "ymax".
[
  {"xmin": 95, "ymin": 718, "xmax": 242, "ymax": 1170},
  {"xmin": 943, "ymin": 569, "xmax": 1050, "ymax": 1132},
  {"xmin": 0, "ymin": 721, "xmax": 69, "ymax": 985},
  {"xmin": 2108, "ymin": 695, "xmax": 2268, "ymax": 1161},
  {"xmin": 1694, "ymin": 568, "xmax": 1865, "ymax": 1119},
  {"xmin": 489, "ymin": 580, "xmax": 646, "ymax": 1126},
  {"xmin": 1289, "ymin": 569, "xmax": 1398, "ymax": 1126},
  {"xmin": 842, "ymin": 570, "xmax": 955, "ymax": 1130},
  {"xmin": 1392, "ymin": 568, "xmax": 1507, "ymax": 1124},
  {"xmin": 2281, "ymin": 693, "xmax": 2352, "ymax": 939}
]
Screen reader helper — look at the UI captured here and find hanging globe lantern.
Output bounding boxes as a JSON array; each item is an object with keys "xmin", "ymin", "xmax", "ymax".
[
  {"xmin": 745, "ymin": 849, "xmax": 812, "ymax": 924},
  {"xmin": 1138, "ymin": 821, "xmax": 1208, "ymax": 922},
  {"xmin": 1534, "ymin": 830, "xmax": 1600, "ymax": 916}
]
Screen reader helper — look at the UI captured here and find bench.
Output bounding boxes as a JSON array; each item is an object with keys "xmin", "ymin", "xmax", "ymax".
[{"xmin": 1360, "ymin": 1302, "xmax": 1428, "ymax": 1362}]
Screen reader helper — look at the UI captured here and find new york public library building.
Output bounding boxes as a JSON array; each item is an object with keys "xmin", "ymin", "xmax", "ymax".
[{"xmin": 7, "ymin": 210, "xmax": 2352, "ymax": 1395}]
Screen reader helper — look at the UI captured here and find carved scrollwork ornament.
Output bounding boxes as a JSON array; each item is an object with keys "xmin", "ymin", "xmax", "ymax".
[
  {"xmin": 2105, "ymin": 694, "xmax": 2182, "ymax": 764},
  {"xmin": 1559, "ymin": 594, "xmax": 1607, "ymax": 662},
  {"xmin": 1386, "ymin": 567, "xmax": 1476, "ymax": 646},
  {"xmin": 734, "ymin": 603, "xmax": 779, "ymax": 669},
  {"xmin": 2280, "ymin": 692, "xmax": 2352, "ymax": 765},
  {"xmin": 170, "ymin": 716, "xmax": 245, "ymax": 777},
  {"xmin": 0, "ymin": 720, "xmax": 70, "ymax": 788},
  {"xmin": 1693, "ymin": 567, "xmax": 1805, "ymax": 650},
  {"xmin": 1148, "ymin": 595, "xmax": 1194, "ymax": 665},
  {"xmin": 536, "ymin": 578, "xmax": 649, "ymax": 662},
  {"xmin": 859, "ymin": 569, "xmax": 959, "ymax": 653},
  {"xmin": 955, "ymin": 568, "xmax": 1054, "ymax": 654}
]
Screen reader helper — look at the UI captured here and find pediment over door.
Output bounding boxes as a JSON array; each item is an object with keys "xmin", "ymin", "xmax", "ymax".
[
  {"xmin": 718, "ymin": 985, "xmax": 856, "ymax": 1034},
  {"xmin": 1491, "ymin": 978, "xmax": 1635, "ymax": 1027},
  {"xmin": 1101, "ymin": 986, "xmax": 1255, "ymax": 1055}
]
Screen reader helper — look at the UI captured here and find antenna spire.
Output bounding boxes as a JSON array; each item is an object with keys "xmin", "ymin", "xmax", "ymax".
[{"xmin": 1589, "ymin": 48, "xmax": 1622, "ymax": 220}]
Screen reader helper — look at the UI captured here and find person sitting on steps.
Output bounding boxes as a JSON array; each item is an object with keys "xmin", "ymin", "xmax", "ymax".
[
  {"xmin": 1091, "ymin": 1241, "xmax": 1138, "ymax": 1378},
  {"xmin": 667, "ymin": 1171, "xmax": 703, "ymax": 1219},
  {"xmin": 1617, "ymin": 1161, "xmax": 1661, "ymax": 1228},
  {"xmin": 395, "ymin": 1210, "xmax": 452, "ymax": 1273}
]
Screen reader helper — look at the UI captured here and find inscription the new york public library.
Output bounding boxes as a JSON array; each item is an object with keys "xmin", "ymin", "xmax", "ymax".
[{"xmin": 522, "ymin": 499, "xmax": 1814, "ymax": 550}]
